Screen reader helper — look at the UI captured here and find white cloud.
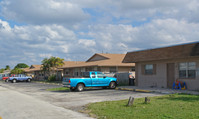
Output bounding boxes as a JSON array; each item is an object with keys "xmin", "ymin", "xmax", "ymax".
[
  {"xmin": 73, "ymin": 0, "xmax": 199, "ymax": 24},
  {"xmin": 0, "ymin": 19, "xmax": 11, "ymax": 31},
  {"xmin": 0, "ymin": 0, "xmax": 89, "ymax": 25},
  {"xmin": 1, "ymin": 0, "xmax": 199, "ymax": 68},
  {"xmin": 78, "ymin": 39, "xmax": 96, "ymax": 47},
  {"xmin": 0, "ymin": 20, "xmax": 95, "ymax": 67},
  {"xmin": 39, "ymin": 54, "xmax": 52, "ymax": 58},
  {"xmin": 84, "ymin": 19, "xmax": 199, "ymax": 53}
]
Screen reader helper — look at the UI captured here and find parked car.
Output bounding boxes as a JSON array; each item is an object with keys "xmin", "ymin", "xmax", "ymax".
[
  {"xmin": 6, "ymin": 74, "xmax": 32, "ymax": 83},
  {"xmin": 3, "ymin": 74, "xmax": 16, "ymax": 82},
  {"xmin": 62, "ymin": 71, "xmax": 118, "ymax": 91}
]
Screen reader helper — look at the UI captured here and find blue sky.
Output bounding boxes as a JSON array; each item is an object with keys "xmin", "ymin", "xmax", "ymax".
[{"xmin": 0, "ymin": 0, "xmax": 199, "ymax": 68}]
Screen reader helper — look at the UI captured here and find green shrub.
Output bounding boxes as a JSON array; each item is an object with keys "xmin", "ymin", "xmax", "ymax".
[{"xmin": 48, "ymin": 75, "xmax": 56, "ymax": 82}]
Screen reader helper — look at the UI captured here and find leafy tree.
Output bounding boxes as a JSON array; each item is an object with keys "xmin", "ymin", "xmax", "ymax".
[
  {"xmin": 14, "ymin": 63, "xmax": 29, "ymax": 69},
  {"xmin": 5, "ymin": 65, "xmax": 10, "ymax": 70},
  {"xmin": 10, "ymin": 68, "xmax": 24, "ymax": 74},
  {"xmin": 41, "ymin": 56, "xmax": 64, "ymax": 81},
  {"xmin": 0, "ymin": 68, "xmax": 5, "ymax": 73}
]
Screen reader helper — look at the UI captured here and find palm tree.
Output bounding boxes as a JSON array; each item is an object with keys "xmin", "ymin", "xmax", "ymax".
[
  {"xmin": 41, "ymin": 58, "xmax": 51, "ymax": 80},
  {"xmin": 41, "ymin": 56, "xmax": 64, "ymax": 80}
]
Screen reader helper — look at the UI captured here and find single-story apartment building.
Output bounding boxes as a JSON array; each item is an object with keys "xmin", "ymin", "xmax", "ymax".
[
  {"xmin": 123, "ymin": 42, "xmax": 199, "ymax": 90},
  {"xmin": 24, "ymin": 62, "xmax": 82, "ymax": 80},
  {"xmin": 24, "ymin": 53, "xmax": 135, "ymax": 83},
  {"xmin": 24, "ymin": 65, "xmax": 44, "ymax": 80},
  {"xmin": 60, "ymin": 53, "xmax": 135, "ymax": 77}
]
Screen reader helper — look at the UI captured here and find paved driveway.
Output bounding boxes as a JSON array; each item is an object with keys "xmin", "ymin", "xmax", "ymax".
[
  {"xmin": 0, "ymin": 81, "xmax": 163, "ymax": 118},
  {"xmin": 0, "ymin": 86, "xmax": 92, "ymax": 119}
]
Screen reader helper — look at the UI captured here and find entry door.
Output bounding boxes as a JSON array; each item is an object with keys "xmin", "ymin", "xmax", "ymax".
[{"xmin": 167, "ymin": 63, "xmax": 175, "ymax": 88}]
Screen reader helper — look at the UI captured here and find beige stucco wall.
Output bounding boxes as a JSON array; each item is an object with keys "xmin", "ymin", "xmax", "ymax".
[
  {"xmin": 136, "ymin": 57, "xmax": 199, "ymax": 90},
  {"xmin": 137, "ymin": 62, "xmax": 167, "ymax": 88},
  {"xmin": 118, "ymin": 67, "xmax": 132, "ymax": 72}
]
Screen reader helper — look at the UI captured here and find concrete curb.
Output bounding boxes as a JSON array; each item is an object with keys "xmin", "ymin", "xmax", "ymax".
[
  {"xmin": 116, "ymin": 87, "xmax": 199, "ymax": 95},
  {"xmin": 116, "ymin": 87, "xmax": 152, "ymax": 93}
]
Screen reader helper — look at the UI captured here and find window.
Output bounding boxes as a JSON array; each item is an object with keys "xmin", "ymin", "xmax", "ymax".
[
  {"xmin": 110, "ymin": 67, "xmax": 117, "ymax": 73},
  {"xmin": 93, "ymin": 67, "xmax": 97, "ymax": 71},
  {"xmin": 82, "ymin": 72, "xmax": 90, "ymax": 78},
  {"xmin": 145, "ymin": 64, "xmax": 153, "ymax": 75},
  {"xmin": 131, "ymin": 67, "xmax": 135, "ymax": 71},
  {"xmin": 65, "ymin": 69, "xmax": 69, "ymax": 75},
  {"xmin": 74, "ymin": 72, "xmax": 79, "ymax": 77},
  {"xmin": 97, "ymin": 72, "xmax": 106, "ymax": 78},
  {"xmin": 179, "ymin": 62, "xmax": 196, "ymax": 78},
  {"xmin": 74, "ymin": 68, "xmax": 79, "ymax": 77},
  {"xmin": 91, "ymin": 72, "xmax": 96, "ymax": 78},
  {"xmin": 80, "ymin": 68, "xmax": 85, "ymax": 76}
]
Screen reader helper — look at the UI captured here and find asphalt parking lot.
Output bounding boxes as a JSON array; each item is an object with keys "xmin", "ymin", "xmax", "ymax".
[{"xmin": 0, "ymin": 81, "xmax": 163, "ymax": 114}]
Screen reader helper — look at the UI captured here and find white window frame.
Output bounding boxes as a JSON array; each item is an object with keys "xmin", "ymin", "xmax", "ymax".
[{"xmin": 179, "ymin": 62, "xmax": 196, "ymax": 78}]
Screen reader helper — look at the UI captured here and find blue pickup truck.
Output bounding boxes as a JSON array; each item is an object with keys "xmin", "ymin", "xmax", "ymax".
[
  {"xmin": 63, "ymin": 71, "xmax": 117, "ymax": 91},
  {"xmin": 6, "ymin": 74, "xmax": 32, "ymax": 83}
]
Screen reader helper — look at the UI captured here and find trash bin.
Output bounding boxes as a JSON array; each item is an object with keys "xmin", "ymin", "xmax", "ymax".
[{"xmin": 129, "ymin": 78, "xmax": 135, "ymax": 86}]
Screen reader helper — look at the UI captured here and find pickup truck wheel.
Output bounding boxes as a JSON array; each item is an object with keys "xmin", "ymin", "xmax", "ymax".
[
  {"xmin": 12, "ymin": 79, "xmax": 17, "ymax": 83},
  {"xmin": 27, "ymin": 78, "xmax": 31, "ymax": 82},
  {"xmin": 109, "ymin": 82, "xmax": 116, "ymax": 89},
  {"xmin": 76, "ymin": 84, "xmax": 84, "ymax": 92}
]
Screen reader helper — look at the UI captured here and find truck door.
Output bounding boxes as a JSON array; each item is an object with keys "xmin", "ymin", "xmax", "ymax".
[
  {"xmin": 97, "ymin": 72, "xmax": 109, "ymax": 86},
  {"xmin": 91, "ymin": 72, "xmax": 99, "ymax": 86},
  {"xmin": 18, "ymin": 74, "xmax": 23, "ymax": 81},
  {"xmin": 21, "ymin": 74, "xmax": 27, "ymax": 81}
]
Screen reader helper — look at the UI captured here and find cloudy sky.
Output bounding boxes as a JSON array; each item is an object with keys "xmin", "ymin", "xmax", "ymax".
[{"xmin": 0, "ymin": 0, "xmax": 199, "ymax": 68}]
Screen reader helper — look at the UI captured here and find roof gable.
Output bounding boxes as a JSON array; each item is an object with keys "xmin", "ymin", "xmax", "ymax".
[{"xmin": 86, "ymin": 54, "xmax": 109, "ymax": 62}]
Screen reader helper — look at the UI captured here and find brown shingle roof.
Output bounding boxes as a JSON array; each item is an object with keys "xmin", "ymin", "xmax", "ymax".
[
  {"xmin": 24, "ymin": 65, "xmax": 42, "ymax": 72},
  {"xmin": 123, "ymin": 42, "xmax": 199, "ymax": 63},
  {"xmin": 60, "ymin": 53, "xmax": 135, "ymax": 68},
  {"xmin": 60, "ymin": 61, "xmax": 85, "ymax": 68}
]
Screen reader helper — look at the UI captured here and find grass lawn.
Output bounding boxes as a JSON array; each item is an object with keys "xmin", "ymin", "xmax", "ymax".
[
  {"xmin": 86, "ymin": 94, "xmax": 199, "ymax": 119},
  {"xmin": 46, "ymin": 87, "xmax": 70, "ymax": 91}
]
